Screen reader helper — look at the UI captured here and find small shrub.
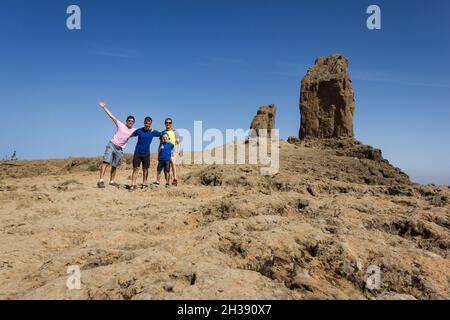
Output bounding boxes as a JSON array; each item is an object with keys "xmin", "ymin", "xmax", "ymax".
[{"xmin": 88, "ymin": 164, "xmax": 99, "ymax": 172}]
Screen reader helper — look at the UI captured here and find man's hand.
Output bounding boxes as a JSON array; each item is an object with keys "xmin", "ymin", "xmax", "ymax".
[
  {"xmin": 98, "ymin": 99, "xmax": 118, "ymax": 126},
  {"xmin": 99, "ymin": 100, "xmax": 107, "ymax": 108}
]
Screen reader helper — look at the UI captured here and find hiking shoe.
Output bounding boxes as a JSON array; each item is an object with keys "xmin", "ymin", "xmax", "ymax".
[
  {"xmin": 129, "ymin": 185, "xmax": 136, "ymax": 192},
  {"xmin": 152, "ymin": 182, "xmax": 160, "ymax": 188},
  {"xmin": 109, "ymin": 182, "xmax": 119, "ymax": 187},
  {"xmin": 172, "ymin": 179, "xmax": 178, "ymax": 186},
  {"xmin": 165, "ymin": 183, "xmax": 170, "ymax": 188},
  {"xmin": 97, "ymin": 181, "xmax": 105, "ymax": 188},
  {"xmin": 141, "ymin": 184, "xmax": 149, "ymax": 190}
]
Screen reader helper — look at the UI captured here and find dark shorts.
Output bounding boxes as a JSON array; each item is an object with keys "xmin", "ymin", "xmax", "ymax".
[
  {"xmin": 157, "ymin": 160, "xmax": 171, "ymax": 173},
  {"xmin": 133, "ymin": 153, "xmax": 150, "ymax": 170}
]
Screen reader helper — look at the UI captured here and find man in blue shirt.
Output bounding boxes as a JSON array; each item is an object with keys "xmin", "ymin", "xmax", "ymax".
[{"xmin": 130, "ymin": 117, "xmax": 161, "ymax": 191}]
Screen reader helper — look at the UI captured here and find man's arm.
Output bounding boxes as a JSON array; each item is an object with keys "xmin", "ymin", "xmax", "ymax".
[
  {"xmin": 152, "ymin": 130, "xmax": 162, "ymax": 137},
  {"xmin": 174, "ymin": 129, "xmax": 181, "ymax": 144},
  {"xmin": 98, "ymin": 100, "xmax": 118, "ymax": 126},
  {"xmin": 131, "ymin": 129, "xmax": 139, "ymax": 138}
]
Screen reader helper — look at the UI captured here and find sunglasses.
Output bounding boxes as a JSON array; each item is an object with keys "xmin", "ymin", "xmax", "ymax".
[
  {"xmin": 127, "ymin": 119, "xmax": 135, "ymax": 123},
  {"xmin": 165, "ymin": 122, "xmax": 172, "ymax": 124}
]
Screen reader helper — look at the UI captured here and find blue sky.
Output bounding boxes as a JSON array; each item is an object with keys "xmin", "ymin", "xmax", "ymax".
[{"xmin": 0, "ymin": 0, "xmax": 449, "ymax": 184}]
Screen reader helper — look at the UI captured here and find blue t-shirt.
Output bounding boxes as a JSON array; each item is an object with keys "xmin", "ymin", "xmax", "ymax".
[
  {"xmin": 159, "ymin": 142, "xmax": 174, "ymax": 161},
  {"xmin": 132, "ymin": 128, "xmax": 161, "ymax": 154}
]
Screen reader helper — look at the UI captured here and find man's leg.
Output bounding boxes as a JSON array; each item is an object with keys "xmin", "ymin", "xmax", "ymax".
[
  {"xmin": 131, "ymin": 167, "xmax": 140, "ymax": 187},
  {"xmin": 99, "ymin": 162, "xmax": 109, "ymax": 181},
  {"xmin": 171, "ymin": 153, "xmax": 178, "ymax": 185},
  {"xmin": 170, "ymin": 160, "xmax": 176, "ymax": 179},
  {"xmin": 109, "ymin": 147, "xmax": 123, "ymax": 185},
  {"xmin": 99, "ymin": 143, "xmax": 113, "ymax": 188},
  {"xmin": 131, "ymin": 154, "xmax": 141, "ymax": 187},
  {"xmin": 142, "ymin": 154, "xmax": 150, "ymax": 186},
  {"xmin": 110, "ymin": 166, "xmax": 117, "ymax": 183},
  {"xmin": 142, "ymin": 169, "xmax": 149, "ymax": 186}
]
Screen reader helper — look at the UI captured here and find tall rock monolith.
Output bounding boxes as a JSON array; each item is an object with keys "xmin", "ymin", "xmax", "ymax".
[{"xmin": 299, "ymin": 54, "xmax": 355, "ymax": 140}]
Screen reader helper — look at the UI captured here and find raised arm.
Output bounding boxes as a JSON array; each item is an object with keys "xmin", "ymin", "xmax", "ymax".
[{"xmin": 98, "ymin": 100, "xmax": 118, "ymax": 126}]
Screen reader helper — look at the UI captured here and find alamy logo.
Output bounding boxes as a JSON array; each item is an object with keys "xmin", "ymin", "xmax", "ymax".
[
  {"xmin": 366, "ymin": 265, "xmax": 381, "ymax": 290},
  {"xmin": 66, "ymin": 265, "xmax": 81, "ymax": 290},
  {"xmin": 176, "ymin": 121, "xmax": 280, "ymax": 175},
  {"xmin": 366, "ymin": 5, "xmax": 381, "ymax": 30},
  {"xmin": 66, "ymin": 5, "xmax": 81, "ymax": 30}
]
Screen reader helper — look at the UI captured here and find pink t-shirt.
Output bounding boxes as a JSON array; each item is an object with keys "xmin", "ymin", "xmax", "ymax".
[{"xmin": 110, "ymin": 120, "xmax": 136, "ymax": 149}]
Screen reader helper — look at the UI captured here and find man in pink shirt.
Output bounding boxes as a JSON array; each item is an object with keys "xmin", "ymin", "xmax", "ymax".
[{"xmin": 97, "ymin": 100, "xmax": 136, "ymax": 188}]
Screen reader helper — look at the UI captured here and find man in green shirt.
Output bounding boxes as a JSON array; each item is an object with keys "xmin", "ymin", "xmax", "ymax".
[{"xmin": 161, "ymin": 118, "xmax": 180, "ymax": 186}]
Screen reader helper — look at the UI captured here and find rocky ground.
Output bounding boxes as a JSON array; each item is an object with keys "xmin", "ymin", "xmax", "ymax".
[{"xmin": 0, "ymin": 139, "xmax": 448, "ymax": 300}]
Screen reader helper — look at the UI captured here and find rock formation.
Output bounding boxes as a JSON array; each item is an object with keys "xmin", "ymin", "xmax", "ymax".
[
  {"xmin": 2, "ymin": 142, "xmax": 448, "ymax": 300},
  {"xmin": 249, "ymin": 104, "xmax": 276, "ymax": 138},
  {"xmin": 299, "ymin": 54, "xmax": 355, "ymax": 140}
]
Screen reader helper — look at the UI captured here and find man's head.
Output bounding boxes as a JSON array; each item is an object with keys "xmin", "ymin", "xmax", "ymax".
[
  {"xmin": 144, "ymin": 117, "xmax": 152, "ymax": 130},
  {"xmin": 126, "ymin": 116, "xmax": 135, "ymax": 129},
  {"xmin": 162, "ymin": 133, "xmax": 170, "ymax": 143},
  {"xmin": 165, "ymin": 118, "xmax": 173, "ymax": 130}
]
